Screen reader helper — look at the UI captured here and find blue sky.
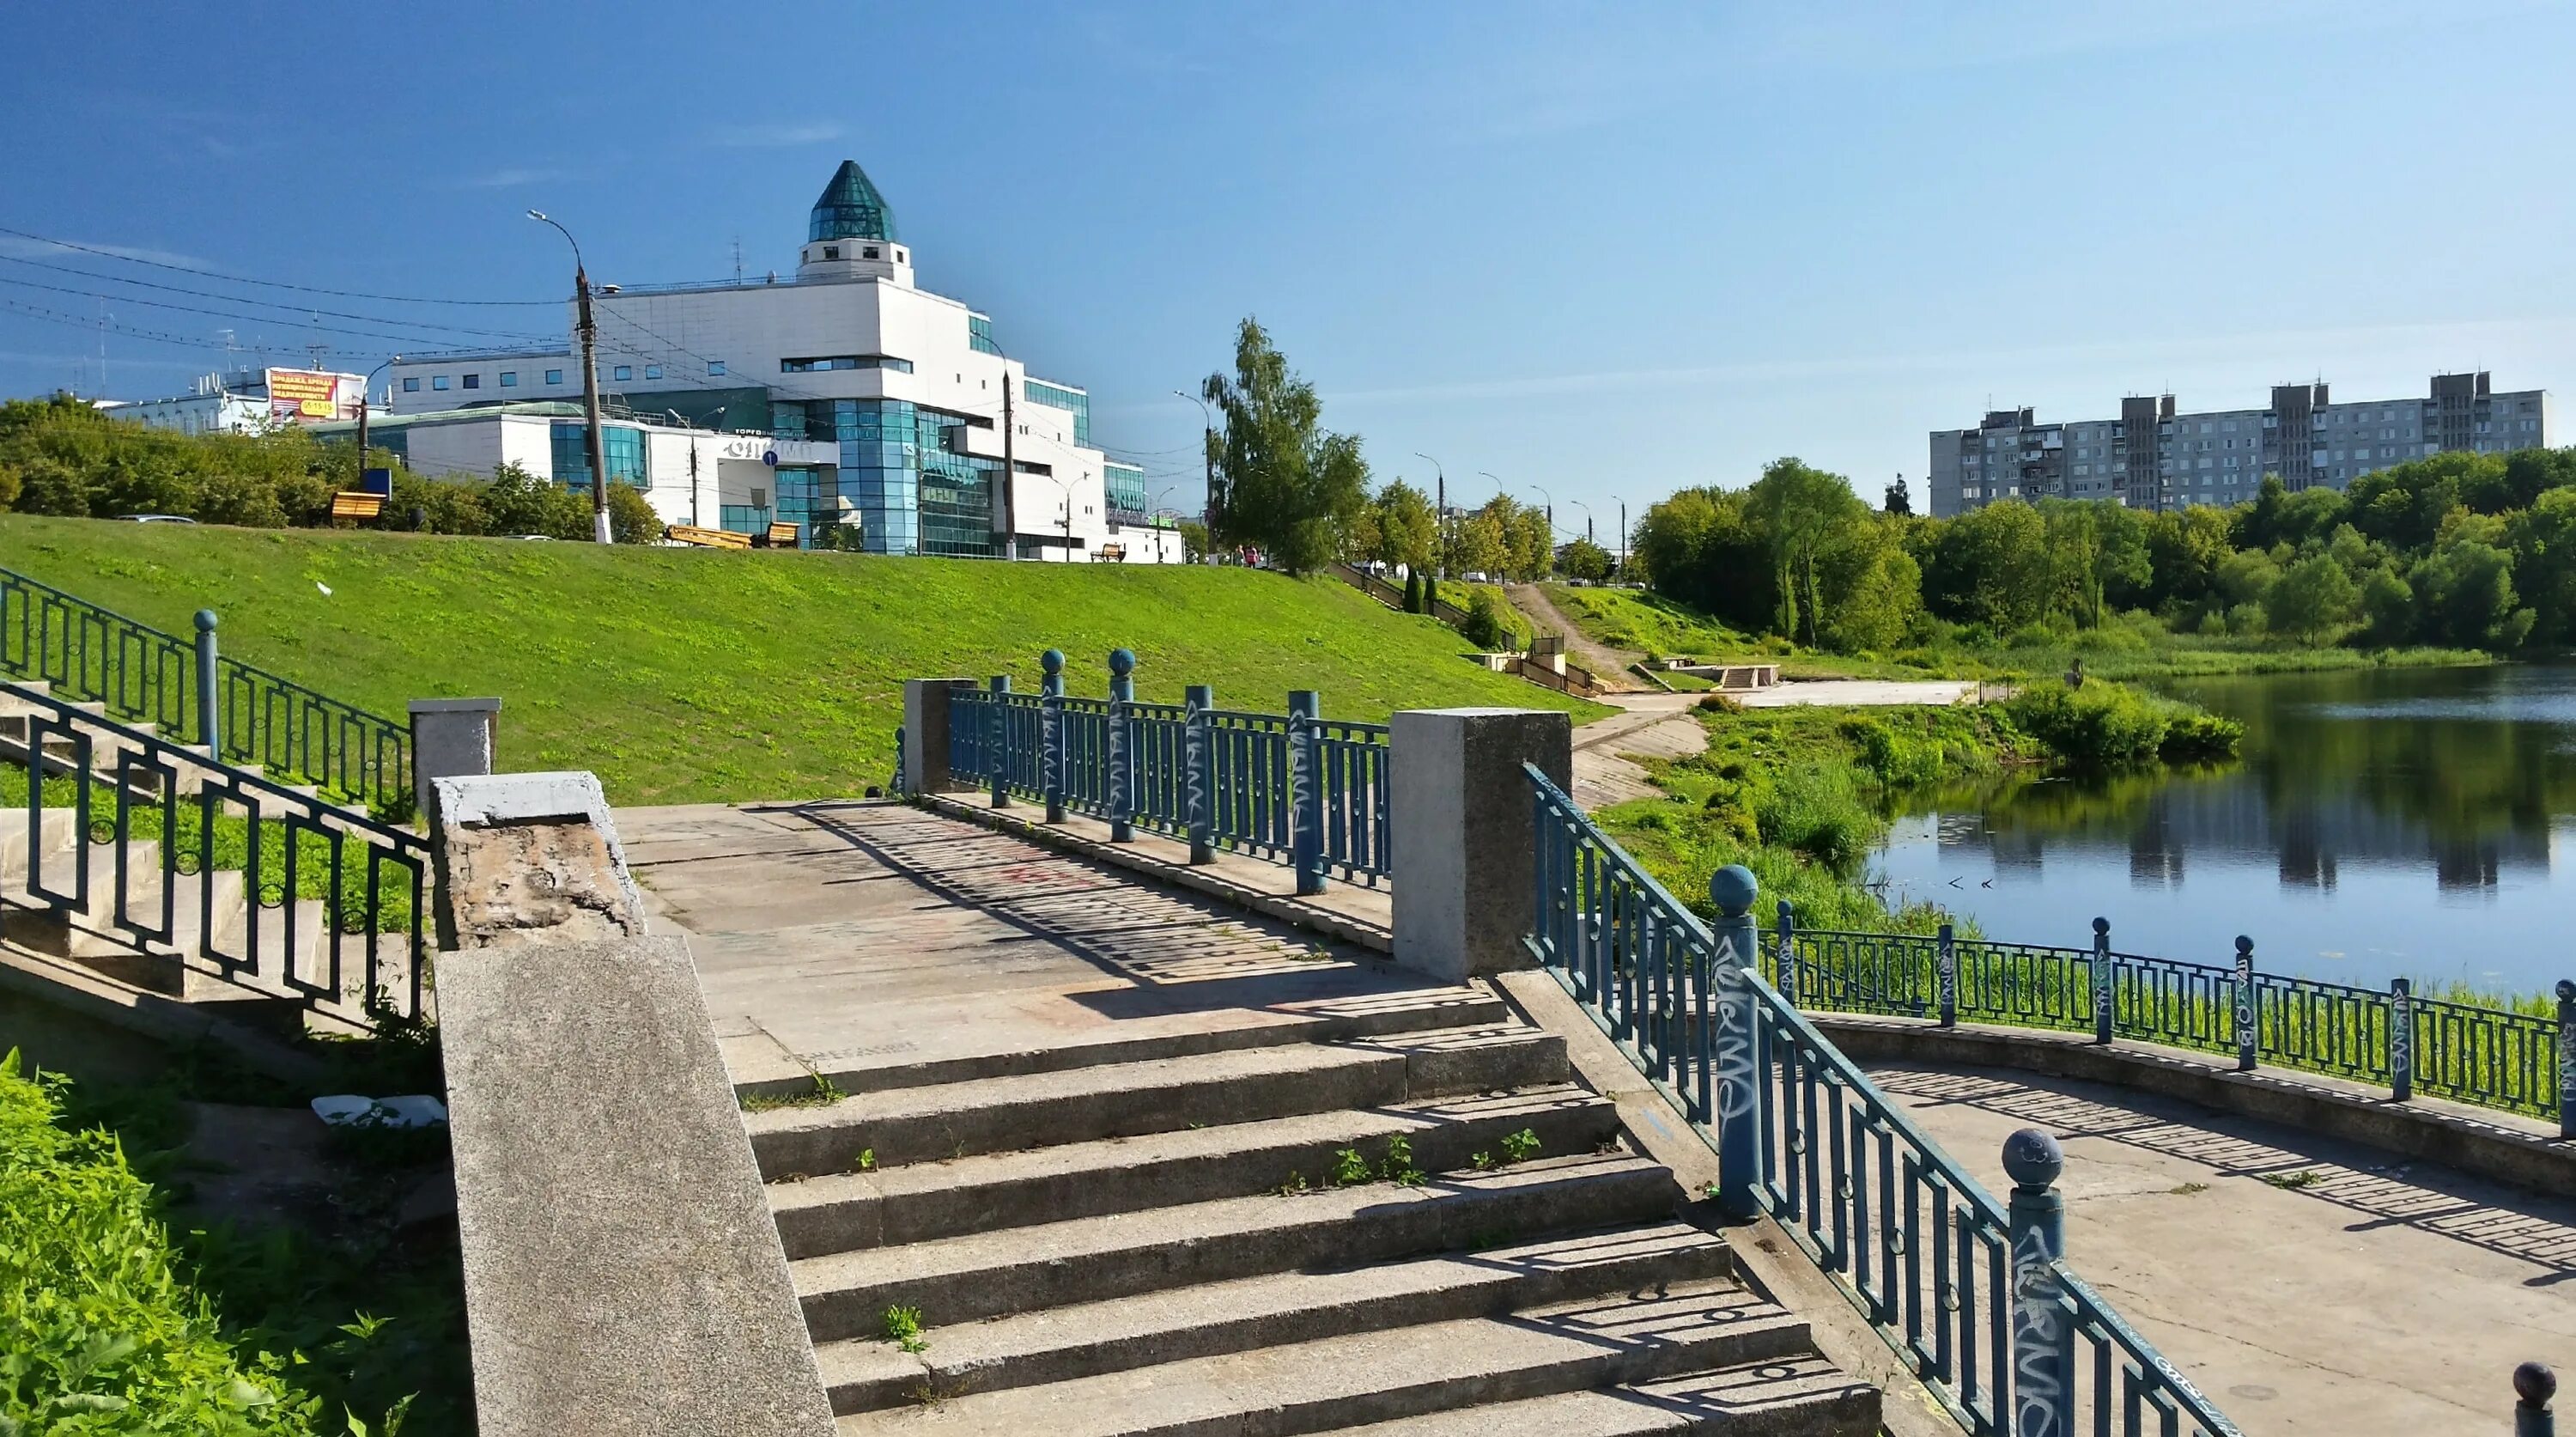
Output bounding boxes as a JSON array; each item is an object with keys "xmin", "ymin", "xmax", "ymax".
[{"xmin": 3, "ymin": 1, "xmax": 2571, "ymax": 527}]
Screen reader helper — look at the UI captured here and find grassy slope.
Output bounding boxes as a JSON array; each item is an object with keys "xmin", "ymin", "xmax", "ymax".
[{"xmin": 2, "ymin": 515, "xmax": 1607, "ymax": 805}]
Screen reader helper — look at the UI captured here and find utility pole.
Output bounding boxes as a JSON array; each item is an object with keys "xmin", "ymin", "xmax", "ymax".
[
  {"xmin": 1414, "ymin": 453, "xmax": 1446, "ymax": 579},
  {"xmin": 1175, "ymin": 390, "xmax": 1216, "ymax": 553},
  {"xmin": 1002, "ymin": 374, "xmax": 1018, "ymax": 560},
  {"xmin": 1618, "ymin": 500, "xmax": 1628, "ymax": 581},
  {"xmin": 529, "ymin": 210, "xmax": 611, "ymax": 543},
  {"xmin": 355, "ymin": 355, "xmax": 401, "ymax": 467}
]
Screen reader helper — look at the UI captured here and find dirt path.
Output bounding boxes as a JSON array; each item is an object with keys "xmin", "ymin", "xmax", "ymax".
[{"xmin": 1504, "ymin": 584, "xmax": 1645, "ymax": 691}]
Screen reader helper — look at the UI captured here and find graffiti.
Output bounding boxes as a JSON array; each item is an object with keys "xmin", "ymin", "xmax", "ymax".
[
  {"xmin": 1183, "ymin": 702, "xmax": 1210, "ymax": 852},
  {"xmin": 2011, "ymin": 1222, "xmax": 2066, "ymax": 1437},
  {"xmin": 2233, "ymin": 952, "xmax": 2257, "ymax": 1060},
  {"xmin": 1041, "ymin": 699, "xmax": 1065, "ymax": 813},
  {"xmin": 2091, "ymin": 950, "xmax": 2114, "ymax": 1036},
  {"xmin": 2389, "ymin": 983, "xmax": 2412, "ymax": 1093},
  {"xmin": 1937, "ymin": 932, "xmax": 1958, "ymax": 1020},
  {"xmin": 1711, "ymin": 939, "xmax": 1759, "ymax": 1124}
]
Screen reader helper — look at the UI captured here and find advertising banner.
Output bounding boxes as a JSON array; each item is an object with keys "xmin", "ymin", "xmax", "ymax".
[{"xmin": 265, "ymin": 368, "xmax": 355, "ymax": 423}]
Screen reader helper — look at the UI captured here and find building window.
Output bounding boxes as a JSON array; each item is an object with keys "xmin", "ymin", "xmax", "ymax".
[
  {"xmin": 823, "ymin": 246, "xmax": 840, "ymax": 260},
  {"xmin": 500, "ymin": 372, "xmax": 518, "ymax": 387},
  {"xmin": 708, "ymin": 360, "xmax": 726, "ymax": 377},
  {"xmin": 403, "ymin": 377, "xmax": 419, "ymax": 393},
  {"xmin": 612, "ymin": 365, "xmax": 632, "ymax": 381},
  {"xmin": 462, "ymin": 373, "xmax": 480, "ymax": 390},
  {"xmin": 969, "ymin": 315, "xmax": 1000, "ymax": 356},
  {"xmin": 781, "ymin": 355, "xmax": 915, "ymax": 374},
  {"xmin": 431, "ymin": 375, "xmax": 449, "ymax": 391},
  {"xmin": 863, "ymin": 247, "xmax": 879, "ymax": 259},
  {"xmin": 643, "ymin": 365, "xmax": 662, "ymax": 381},
  {"xmin": 545, "ymin": 368, "xmax": 563, "ymax": 384}
]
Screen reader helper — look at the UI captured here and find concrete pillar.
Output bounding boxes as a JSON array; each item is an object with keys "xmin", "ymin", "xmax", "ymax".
[
  {"xmin": 1388, "ymin": 707, "xmax": 1572, "ymax": 983},
  {"xmin": 902, "ymin": 679, "xmax": 975, "ymax": 795},
  {"xmin": 410, "ymin": 697, "xmax": 501, "ymax": 827}
]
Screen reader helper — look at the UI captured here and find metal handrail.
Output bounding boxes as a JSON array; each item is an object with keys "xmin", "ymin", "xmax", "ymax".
[
  {"xmin": 1522, "ymin": 763, "xmax": 2238, "ymax": 1437},
  {"xmin": 0, "ymin": 566, "xmax": 413, "ymax": 817},
  {"xmin": 1, "ymin": 678, "xmax": 430, "ymax": 1028}
]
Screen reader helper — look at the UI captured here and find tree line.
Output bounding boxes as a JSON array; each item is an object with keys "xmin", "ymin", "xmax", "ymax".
[{"xmin": 1633, "ymin": 448, "xmax": 2576, "ymax": 654}]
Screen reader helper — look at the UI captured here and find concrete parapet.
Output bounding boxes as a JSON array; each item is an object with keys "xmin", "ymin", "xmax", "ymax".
[
  {"xmin": 1389, "ymin": 708, "xmax": 1571, "ymax": 984},
  {"xmin": 902, "ymin": 678, "xmax": 975, "ymax": 795},
  {"xmin": 409, "ymin": 697, "xmax": 500, "ymax": 826}
]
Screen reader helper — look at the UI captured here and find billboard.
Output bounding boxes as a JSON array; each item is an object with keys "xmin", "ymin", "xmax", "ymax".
[{"xmin": 264, "ymin": 368, "xmax": 358, "ymax": 424}]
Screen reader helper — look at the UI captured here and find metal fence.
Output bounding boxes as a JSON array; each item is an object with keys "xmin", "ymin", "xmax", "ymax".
[
  {"xmin": 1774, "ymin": 916, "xmax": 2573, "ymax": 1132},
  {"xmin": 1524, "ymin": 763, "xmax": 2239, "ymax": 1437},
  {"xmin": 2, "ymin": 678, "xmax": 430, "ymax": 1030},
  {"xmin": 0, "ymin": 565, "xmax": 413, "ymax": 818},
  {"xmin": 939, "ymin": 649, "xmax": 1392, "ymax": 890}
]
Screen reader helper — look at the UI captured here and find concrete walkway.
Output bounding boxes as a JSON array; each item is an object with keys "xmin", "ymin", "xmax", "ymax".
[
  {"xmin": 617, "ymin": 801, "xmax": 1461, "ymax": 1096},
  {"xmin": 1867, "ymin": 1061, "xmax": 2576, "ymax": 1436}
]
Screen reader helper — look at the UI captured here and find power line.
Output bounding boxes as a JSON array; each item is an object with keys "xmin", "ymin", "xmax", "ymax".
[
  {"xmin": 0, "ymin": 224, "xmax": 559, "ymax": 307},
  {"xmin": 0, "ymin": 253, "xmax": 555, "ymax": 344},
  {"xmin": 0, "ymin": 272, "xmax": 536, "ymax": 353}
]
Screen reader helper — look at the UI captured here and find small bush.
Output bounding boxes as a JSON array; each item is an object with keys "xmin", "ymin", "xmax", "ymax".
[
  {"xmin": 1695, "ymin": 692, "xmax": 1744, "ymax": 715},
  {"xmin": 2002, "ymin": 680, "xmax": 2241, "ymax": 769},
  {"xmin": 1753, "ymin": 761, "xmax": 1876, "ymax": 873},
  {"xmin": 1461, "ymin": 589, "xmax": 1516, "ymax": 650}
]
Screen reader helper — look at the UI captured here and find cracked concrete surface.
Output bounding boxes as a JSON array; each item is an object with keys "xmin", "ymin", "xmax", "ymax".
[{"xmin": 1866, "ymin": 1062, "xmax": 2576, "ymax": 1435}]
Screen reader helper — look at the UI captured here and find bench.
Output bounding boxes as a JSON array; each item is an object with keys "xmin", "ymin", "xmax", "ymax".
[{"xmin": 330, "ymin": 491, "xmax": 385, "ymax": 521}]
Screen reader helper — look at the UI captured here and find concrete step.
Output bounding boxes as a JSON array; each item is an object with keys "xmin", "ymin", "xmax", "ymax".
[
  {"xmin": 792, "ymin": 1150, "xmax": 1681, "ymax": 1343},
  {"xmin": 762, "ymin": 982, "xmax": 1517, "ymax": 1105},
  {"xmin": 814, "ymin": 1219, "xmax": 1733, "ymax": 1414},
  {"xmin": 1321, "ymin": 1356, "xmax": 1879, "ymax": 1437},
  {"xmin": 773, "ymin": 1082, "xmax": 1624, "ymax": 1259},
  {"xmin": 748, "ymin": 1024, "xmax": 1569, "ymax": 1183},
  {"xmin": 831, "ymin": 1277, "xmax": 1815, "ymax": 1436}
]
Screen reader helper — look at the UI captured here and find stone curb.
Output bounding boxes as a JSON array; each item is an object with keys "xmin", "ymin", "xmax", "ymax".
[{"xmin": 1810, "ymin": 1012, "xmax": 2573, "ymax": 1196}]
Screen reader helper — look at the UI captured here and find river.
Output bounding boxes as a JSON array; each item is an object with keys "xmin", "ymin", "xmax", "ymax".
[{"xmin": 1869, "ymin": 662, "xmax": 2576, "ymax": 1000}]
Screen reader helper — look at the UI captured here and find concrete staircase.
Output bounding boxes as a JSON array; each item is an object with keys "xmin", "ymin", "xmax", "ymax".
[{"xmin": 740, "ymin": 988, "xmax": 1879, "ymax": 1435}]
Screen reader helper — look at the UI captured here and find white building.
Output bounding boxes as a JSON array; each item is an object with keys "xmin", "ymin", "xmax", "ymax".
[
  {"xmin": 106, "ymin": 367, "xmax": 364, "ymax": 438},
  {"xmin": 1930, "ymin": 372, "xmax": 2555, "ymax": 517},
  {"xmin": 385, "ymin": 160, "xmax": 1181, "ymax": 562}
]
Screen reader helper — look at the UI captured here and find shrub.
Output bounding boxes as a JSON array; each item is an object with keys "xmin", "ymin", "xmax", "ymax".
[
  {"xmin": 1752, "ymin": 761, "xmax": 1876, "ymax": 873},
  {"xmin": 1695, "ymin": 691, "xmax": 1744, "ymax": 715},
  {"xmin": 1841, "ymin": 718, "xmax": 1943, "ymax": 787},
  {"xmin": 2002, "ymin": 680, "xmax": 2241, "ymax": 769},
  {"xmin": 1461, "ymin": 588, "xmax": 1515, "ymax": 650},
  {"xmin": 0, "ymin": 1050, "xmax": 320, "ymax": 1434}
]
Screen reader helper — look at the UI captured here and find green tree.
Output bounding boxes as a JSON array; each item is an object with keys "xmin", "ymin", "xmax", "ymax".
[
  {"xmin": 2409, "ymin": 518, "xmax": 2526, "ymax": 648},
  {"xmin": 1505, "ymin": 505, "xmax": 1553, "ymax": 581},
  {"xmin": 1177, "ymin": 518, "xmax": 1210, "ymax": 563},
  {"xmin": 2041, "ymin": 500, "xmax": 2149, "ymax": 628},
  {"xmin": 2360, "ymin": 568, "xmax": 2415, "ymax": 645},
  {"xmin": 1814, "ymin": 519, "xmax": 1921, "ymax": 652},
  {"xmin": 2506, "ymin": 488, "xmax": 2576, "ymax": 645},
  {"xmin": 1201, "ymin": 317, "xmax": 1370, "ymax": 575},
  {"xmin": 1370, "ymin": 480, "xmax": 1437, "ymax": 576},
  {"xmin": 2263, "ymin": 553, "xmax": 2360, "ymax": 641},
  {"xmin": 1557, "ymin": 537, "xmax": 1613, "ymax": 582},
  {"xmin": 607, "ymin": 483, "xmax": 663, "ymax": 544},
  {"xmin": 1923, "ymin": 500, "xmax": 2057, "ymax": 632},
  {"xmin": 1744, "ymin": 458, "xmax": 1867, "ymax": 645}
]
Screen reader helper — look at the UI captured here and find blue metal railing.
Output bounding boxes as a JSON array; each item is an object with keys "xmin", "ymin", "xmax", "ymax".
[
  {"xmin": 938, "ymin": 651, "xmax": 1392, "ymax": 889},
  {"xmin": 2, "ymin": 678, "xmax": 430, "ymax": 1029},
  {"xmin": 0, "ymin": 566, "xmax": 413, "ymax": 818},
  {"xmin": 1775, "ymin": 920, "xmax": 2571, "ymax": 1130},
  {"xmin": 1524, "ymin": 763, "xmax": 2239, "ymax": 1437}
]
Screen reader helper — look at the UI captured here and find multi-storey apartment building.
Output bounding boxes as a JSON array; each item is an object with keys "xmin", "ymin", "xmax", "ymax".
[{"xmin": 1928, "ymin": 372, "xmax": 2553, "ymax": 517}]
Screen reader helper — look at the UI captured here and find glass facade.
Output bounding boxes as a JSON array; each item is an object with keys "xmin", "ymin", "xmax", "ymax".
[
  {"xmin": 719, "ymin": 503, "xmax": 770, "ymax": 535},
  {"xmin": 1023, "ymin": 380, "xmax": 1090, "ymax": 446},
  {"xmin": 808, "ymin": 160, "xmax": 898, "ymax": 242},
  {"xmin": 1103, "ymin": 460, "xmax": 1147, "ymax": 520},
  {"xmin": 550, "ymin": 422, "xmax": 647, "ymax": 491},
  {"xmin": 781, "ymin": 355, "xmax": 914, "ymax": 374},
  {"xmin": 969, "ymin": 314, "xmax": 1000, "ymax": 356},
  {"xmin": 769, "ymin": 398, "xmax": 995, "ymax": 557},
  {"xmin": 775, "ymin": 466, "xmax": 834, "ymax": 545}
]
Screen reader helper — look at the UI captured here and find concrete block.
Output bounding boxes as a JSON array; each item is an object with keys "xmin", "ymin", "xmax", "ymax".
[
  {"xmin": 430, "ymin": 771, "xmax": 642, "ymax": 950},
  {"xmin": 409, "ymin": 697, "xmax": 500, "ymax": 826},
  {"xmin": 902, "ymin": 679, "xmax": 975, "ymax": 795},
  {"xmin": 1388, "ymin": 708, "xmax": 1573, "ymax": 983},
  {"xmin": 441, "ymin": 935, "xmax": 834, "ymax": 1437}
]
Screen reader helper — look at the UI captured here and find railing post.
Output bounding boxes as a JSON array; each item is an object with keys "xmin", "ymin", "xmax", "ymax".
[
  {"xmin": 1937, "ymin": 922, "xmax": 1958, "ymax": 1029},
  {"xmin": 1041, "ymin": 648, "xmax": 1066, "ymax": 824},
  {"xmin": 2556, "ymin": 981, "xmax": 2575, "ymax": 1141},
  {"xmin": 2518, "ymin": 1362, "xmax": 2557, "ymax": 1437},
  {"xmin": 986, "ymin": 675, "xmax": 1012, "ymax": 808},
  {"xmin": 1773, "ymin": 899, "xmax": 1797, "ymax": 1007},
  {"xmin": 2389, "ymin": 977, "xmax": 2413, "ymax": 1102},
  {"xmin": 192, "ymin": 608, "xmax": 219, "ymax": 755},
  {"xmin": 1708, "ymin": 864, "xmax": 1762, "ymax": 1220},
  {"xmin": 892, "ymin": 726, "xmax": 906, "ymax": 797},
  {"xmin": 1107, "ymin": 648, "xmax": 1134, "ymax": 842},
  {"xmin": 1184, "ymin": 683, "xmax": 1214, "ymax": 864},
  {"xmin": 2091, "ymin": 916, "xmax": 2114, "ymax": 1045},
  {"xmin": 2234, "ymin": 935, "xmax": 2257, "ymax": 1072},
  {"xmin": 1287, "ymin": 689, "xmax": 1324, "ymax": 896},
  {"xmin": 2004, "ymin": 1129, "xmax": 2075, "ymax": 1437}
]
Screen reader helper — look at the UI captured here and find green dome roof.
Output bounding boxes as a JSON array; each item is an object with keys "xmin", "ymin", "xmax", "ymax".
[{"xmin": 808, "ymin": 160, "xmax": 897, "ymax": 243}]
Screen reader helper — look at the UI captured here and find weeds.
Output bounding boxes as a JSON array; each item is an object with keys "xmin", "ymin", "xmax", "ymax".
[
  {"xmin": 881, "ymin": 1305, "xmax": 928, "ymax": 1355},
  {"xmin": 1378, "ymin": 1136, "xmax": 1425, "ymax": 1186},
  {"xmin": 2257, "ymin": 1169, "xmax": 2324, "ymax": 1191},
  {"xmin": 2169, "ymin": 1182, "xmax": 2210, "ymax": 1196},
  {"xmin": 1498, "ymin": 1129, "xmax": 1542, "ymax": 1164},
  {"xmin": 738, "ymin": 1075, "xmax": 845, "ymax": 1112},
  {"xmin": 1328, "ymin": 1147, "xmax": 1372, "ymax": 1187}
]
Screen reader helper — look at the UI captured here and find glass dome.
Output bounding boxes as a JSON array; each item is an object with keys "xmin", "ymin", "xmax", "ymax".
[{"xmin": 807, "ymin": 160, "xmax": 898, "ymax": 243}]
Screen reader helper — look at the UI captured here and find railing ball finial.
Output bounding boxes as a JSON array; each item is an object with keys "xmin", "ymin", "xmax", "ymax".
[
  {"xmin": 1708, "ymin": 863, "xmax": 1757, "ymax": 918},
  {"xmin": 2092, "ymin": 916, "xmax": 2109, "ymax": 937},
  {"xmin": 1108, "ymin": 647, "xmax": 1135, "ymax": 678},
  {"xmin": 2001, "ymin": 1127, "xmax": 2064, "ymax": 1192},
  {"xmin": 194, "ymin": 608, "xmax": 218, "ymax": 633},
  {"xmin": 2236, "ymin": 934, "xmax": 2254, "ymax": 958},
  {"xmin": 2556, "ymin": 979, "xmax": 2574, "ymax": 1003},
  {"xmin": 2520, "ymin": 1361, "xmax": 2557, "ymax": 1406},
  {"xmin": 1041, "ymin": 648, "xmax": 1064, "ymax": 677}
]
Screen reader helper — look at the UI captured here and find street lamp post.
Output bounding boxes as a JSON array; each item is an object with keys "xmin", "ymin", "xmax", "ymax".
[
  {"xmin": 1413, "ymin": 452, "xmax": 1446, "ymax": 579},
  {"xmin": 354, "ymin": 355, "xmax": 402, "ymax": 470},
  {"xmin": 1175, "ymin": 390, "xmax": 1216, "ymax": 545},
  {"xmin": 527, "ymin": 210, "xmax": 611, "ymax": 543},
  {"xmin": 1568, "ymin": 498, "xmax": 1593, "ymax": 545}
]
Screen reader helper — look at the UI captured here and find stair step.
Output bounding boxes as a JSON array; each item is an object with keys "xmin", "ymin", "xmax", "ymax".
[
  {"xmin": 792, "ymin": 1151, "xmax": 1680, "ymax": 1342},
  {"xmin": 832, "ymin": 1277, "xmax": 1812, "ymax": 1436},
  {"xmin": 815, "ymin": 1220, "xmax": 1733, "ymax": 1414},
  {"xmin": 748, "ymin": 1024, "xmax": 1567, "ymax": 1182},
  {"xmin": 1321, "ymin": 1356, "xmax": 1879, "ymax": 1436},
  {"xmin": 772, "ymin": 1083, "xmax": 1622, "ymax": 1258}
]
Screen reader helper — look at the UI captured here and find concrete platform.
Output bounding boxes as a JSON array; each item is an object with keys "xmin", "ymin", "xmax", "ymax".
[{"xmin": 618, "ymin": 801, "xmax": 1477, "ymax": 1099}]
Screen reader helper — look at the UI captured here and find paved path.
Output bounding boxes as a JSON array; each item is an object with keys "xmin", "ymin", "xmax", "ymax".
[
  {"xmin": 617, "ymin": 801, "xmax": 1454, "ymax": 1094},
  {"xmin": 1504, "ymin": 583, "xmax": 1648, "ymax": 691},
  {"xmin": 1868, "ymin": 1061, "xmax": 2576, "ymax": 1436}
]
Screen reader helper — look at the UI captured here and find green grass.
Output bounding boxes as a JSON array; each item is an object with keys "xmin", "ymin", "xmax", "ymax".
[
  {"xmin": 1, "ymin": 515, "xmax": 1608, "ymax": 806},
  {"xmin": 1540, "ymin": 585, "xmax": 1765, "ymax": 663}
]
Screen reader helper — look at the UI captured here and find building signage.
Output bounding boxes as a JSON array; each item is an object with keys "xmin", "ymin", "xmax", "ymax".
[{"xmin": 264, "ymin": 368, "xmax": 355, "ymax": 424}]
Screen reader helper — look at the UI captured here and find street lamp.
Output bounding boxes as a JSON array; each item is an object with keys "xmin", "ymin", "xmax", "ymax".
[
  {"xmin": 1413, "ymin": 452, "xmax": 1447, "ymax": 578},
  {"xmin": 527, "ymin": 210, "xmax": 611, "ymax": 543},
  {"xmin": 354, "ymin": 354, "xmax": 401, "ymax": 469},
  {"xmin": 1568, "ymin": 498, "xmax": 1593, "ymax": 544},
  {"xmin": 1175, "ymin": 390, "xmax": 1217, "ymax": 539}
]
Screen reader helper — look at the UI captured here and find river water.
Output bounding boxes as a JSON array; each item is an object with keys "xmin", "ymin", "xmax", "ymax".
[{"xmin": 1869, "ymin": 663, "xmax": 2576, "ymax": 1000}]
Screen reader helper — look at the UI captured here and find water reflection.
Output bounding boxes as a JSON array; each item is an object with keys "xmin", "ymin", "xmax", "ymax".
[{"xmin": 1871, "ymin": 665, "xmax": 2576, "ymax": 996}]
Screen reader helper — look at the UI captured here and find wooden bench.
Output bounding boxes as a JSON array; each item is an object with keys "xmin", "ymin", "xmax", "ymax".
[
  {"xmin": 665, "ymin": 524, "xmax": 752, "ymax": 550},
  {"xmin": 330, "ymin": 491, "xmax": 384, "ymax": 521},
  {"xmin": 761, "ymin": 521, "xmax": 800, "ymax": 548}
]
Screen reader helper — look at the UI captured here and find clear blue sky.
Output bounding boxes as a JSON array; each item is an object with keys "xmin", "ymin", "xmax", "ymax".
[{"xmin": 3, "ymin": 2, "xmax": 2570, "ymax": 528}]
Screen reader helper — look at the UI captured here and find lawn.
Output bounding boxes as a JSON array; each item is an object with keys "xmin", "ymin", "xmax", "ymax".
[{"xmin": 0, "ymin": 515, "xmax": 1608, "ymax": 806}]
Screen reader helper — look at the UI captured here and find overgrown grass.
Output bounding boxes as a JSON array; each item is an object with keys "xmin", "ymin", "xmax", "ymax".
[{"xmin": 1, "ymin": 515, "xmax": 1607, "ymax": 807}]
